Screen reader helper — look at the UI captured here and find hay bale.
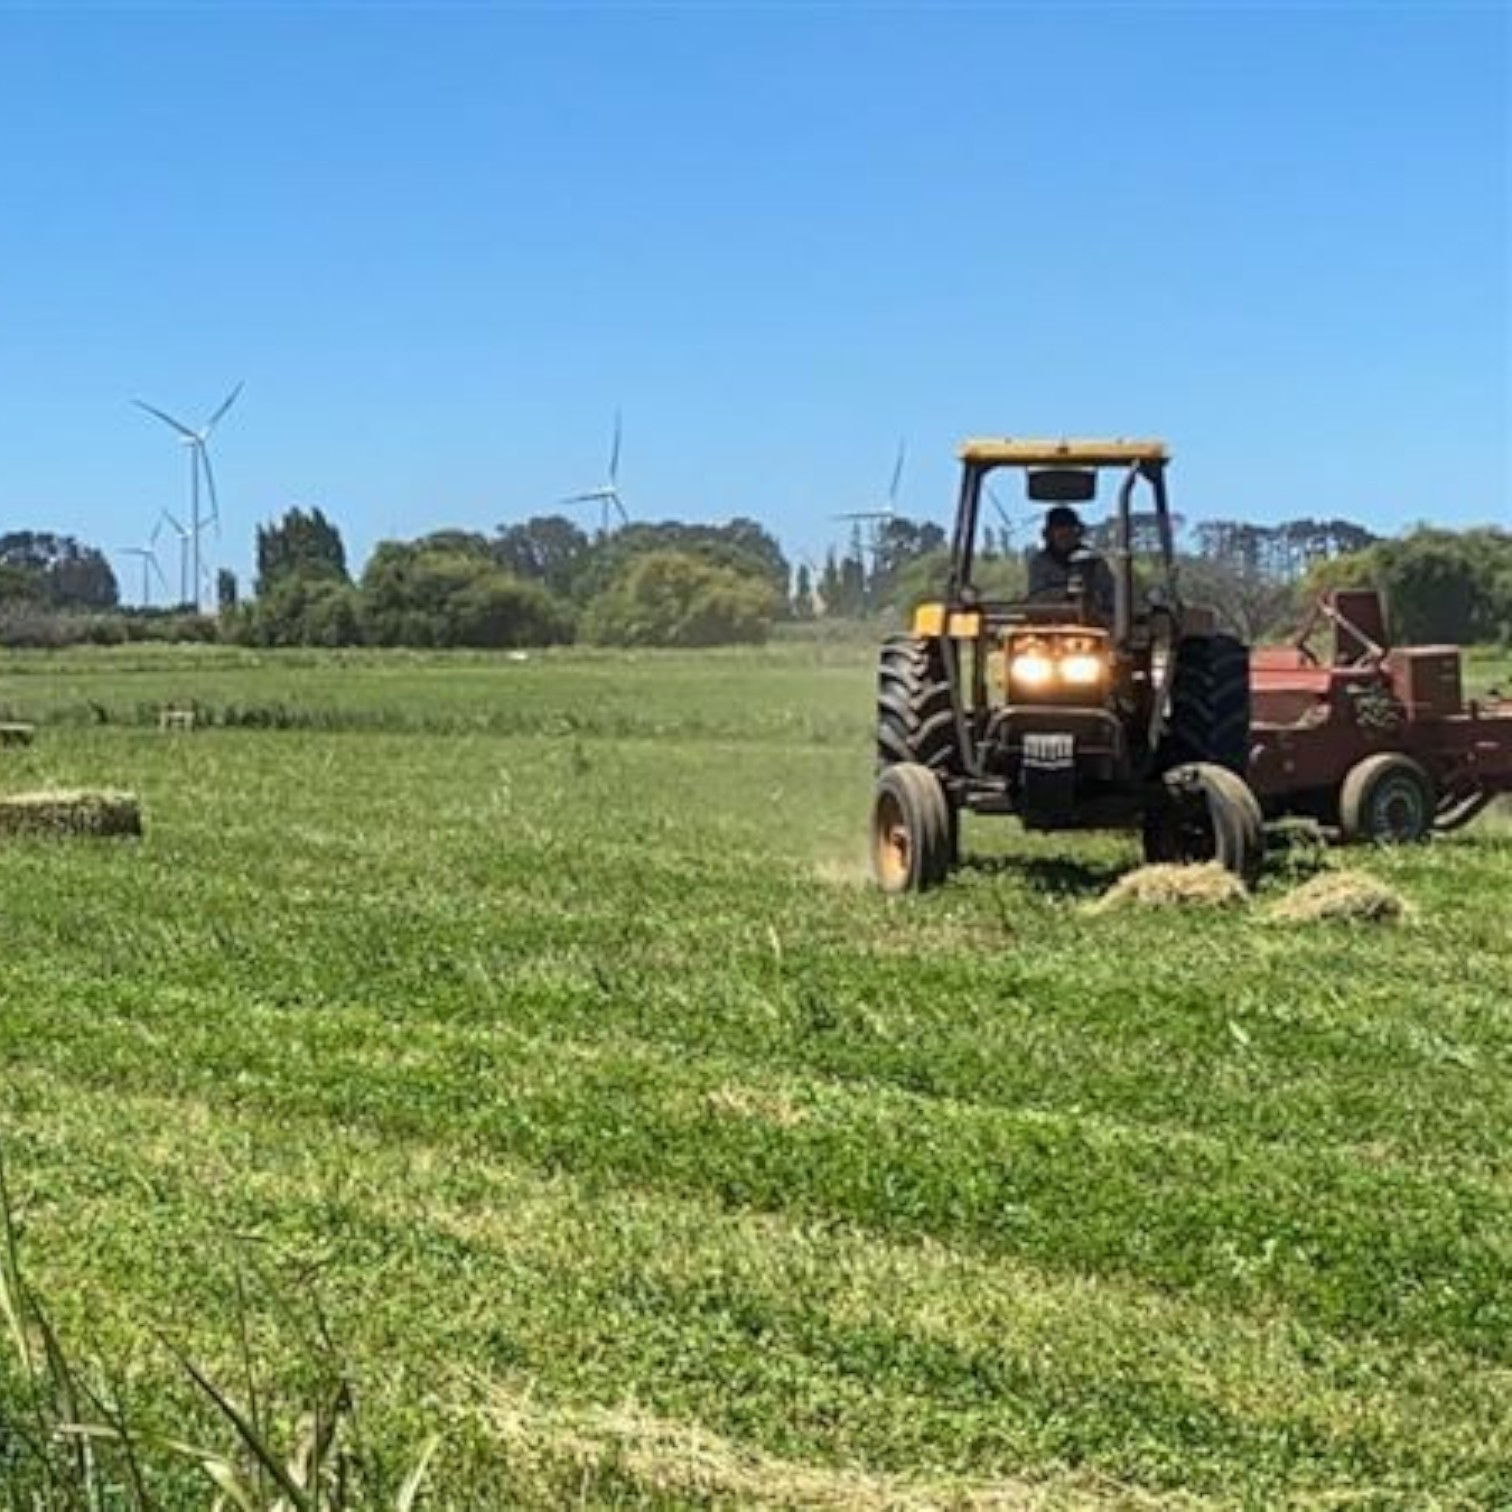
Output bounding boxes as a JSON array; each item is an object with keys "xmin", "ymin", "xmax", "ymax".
[
  {"xmin": 1088, "ymin": 862, "xmax": 1248, "ymax": 914},
  {"xmin": 0, "ymin": 789, "xmax": 142, "ymax": 838},
  {"xmin": 1268, "ymin": 870, "xmax": 1409, "ymax": 925}
]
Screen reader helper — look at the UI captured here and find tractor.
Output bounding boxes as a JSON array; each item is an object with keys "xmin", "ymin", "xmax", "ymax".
[{"xmin": 871, "ymin": 437, "xmax": 1264, "ymax": 892}]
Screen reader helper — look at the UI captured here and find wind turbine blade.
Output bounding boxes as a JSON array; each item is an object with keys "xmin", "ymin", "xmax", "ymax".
[
  {"xmin": 198, "ymin": 444, "xmax": 222, "ymax": 535},
  {"xmin": 204, "ymin": 380, "xmax": 243, "ymax": 433},
  {"xmin": 986, "ymin": 485, "xmax": 1013, "ymax": 534},
  {"xmin": 612, "ymin": 490, "xmax": 629, "ymax": 526},
  {"xmin": 608, "ymin": 410, "xmax": 622, "ymax": 485},
  {"xmin": 888, "ymin": 440, "xmax": 906, "ymax": 508},
  {"xmin": 161, "ymin": 508, "xmax": 187, "ymax": 537},
  {"xmin": 132, "ymin": 399, "xmax": 198, "ymax": 439},
  {"xmin": 150, "ymin": 555, "xmax": 170, "ymax": 593},
  {"xmin": 560, "ymin": 490, "xmax": 605, "ymax": 505}
]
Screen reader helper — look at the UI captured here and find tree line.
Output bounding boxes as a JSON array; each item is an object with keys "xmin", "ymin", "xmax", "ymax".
[{"xmin": 0, "ymin": 509, "xmax": 1508, "ymax": 650}]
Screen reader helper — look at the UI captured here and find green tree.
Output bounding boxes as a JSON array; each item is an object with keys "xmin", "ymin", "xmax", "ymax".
[
  {"xmin": 869, "ymin": 517, "xmax": 948, "ymax": 607},
  {"xmin": 890, "ymin": 548, "xmax": 1026, "ymax": 614},
  {"xmin": 358, "ymin": 542, "xmax": 573, "ymax": 648},
  {"xmin": 494, "ymin": 515, "xmax": 592, "ymax": 598},
  {"xmin": 792, "ymin": 562, "xmax": 814, "ymax": 620},
  {"xmin": 228, "ymin": 573, "xmax": 362, "ymax": 647},
  {"xmin": 582, "ymin": 550, "xmax": 777, "ymax": 647},
  {"xmin": 1299, "ymin": 527, "xmax": 1512, "ymax": 645},
  {"xmin": 572, "ymin": 519, "xmax": 790, "ymax": 607},
  {"xmin": 255, "ymin": 507, "xmax": 349, "ymax": 594},
  {"xmin": 0, "ymin": 531, "xmax": 118, "ymax": 610}
]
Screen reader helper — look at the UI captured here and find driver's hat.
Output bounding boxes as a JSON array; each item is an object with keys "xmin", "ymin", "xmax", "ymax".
[{"xmin": 1044, "ymin": 505, "xmax": 1083, "ymax": 533}]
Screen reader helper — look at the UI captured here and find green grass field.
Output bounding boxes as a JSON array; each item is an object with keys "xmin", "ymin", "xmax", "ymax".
[{"xmin": 0, "ymin": 645, "xmax": 1509, "ymax": 1508}]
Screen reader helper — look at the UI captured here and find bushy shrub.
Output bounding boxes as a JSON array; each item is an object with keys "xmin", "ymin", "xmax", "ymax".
[
  {"xmin": 225, "ymin": 574, "xmax": 364, "ymax": 648},
  {"xmin": 582, "ymin": 551, "xmax": 777, "ymax": 647},
  {"xmin": 359, "ymin": 545, "xmax": 574, "ymax": 648}
]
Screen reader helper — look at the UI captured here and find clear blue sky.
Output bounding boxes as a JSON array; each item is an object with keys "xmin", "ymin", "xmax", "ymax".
[{"xmin": 1, "ymin": 1, "xmax": 1506, "ymax": 600}]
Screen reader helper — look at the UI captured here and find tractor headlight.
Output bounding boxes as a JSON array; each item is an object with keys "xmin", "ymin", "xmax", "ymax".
[
  {"xmin": 1009, "ymin": 652, "xmax": 1055, "ymax": 688},
  {"xmin": 1005, "ymin": 633, "xmax": 1109, "ymax": 697},
  {"xmin": 1059, "ymin": 653, "xmax": 1104, "ymax": 686}
]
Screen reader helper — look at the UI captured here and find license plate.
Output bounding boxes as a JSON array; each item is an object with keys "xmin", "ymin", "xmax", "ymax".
[{"xmin": 1023, "ymin": 733, "xmax": 1075, "ymax": 770}]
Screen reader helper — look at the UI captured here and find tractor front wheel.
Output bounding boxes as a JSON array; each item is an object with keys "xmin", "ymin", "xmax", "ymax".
[
  {"xmin": 1339, "ymin": 753, "xmax": 1435, "ymax": 844},
  {"xmin": 1143, "ymin": 761, "xmax": 1264, "ymax": 885},
  {"xmin": 870, "ymin": 762, "xmax": 952, "ymax": 894}
]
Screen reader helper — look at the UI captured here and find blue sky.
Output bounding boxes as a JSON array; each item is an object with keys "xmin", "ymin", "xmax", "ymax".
[{"xmin": 1, "ymin": 1, "xmax": 1506, "ymax": 600}]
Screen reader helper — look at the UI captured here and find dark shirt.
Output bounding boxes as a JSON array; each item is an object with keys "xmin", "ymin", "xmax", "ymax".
[{"xmin": 1028, "ymin": 548, "xmax": 1116, "ymax": 617}]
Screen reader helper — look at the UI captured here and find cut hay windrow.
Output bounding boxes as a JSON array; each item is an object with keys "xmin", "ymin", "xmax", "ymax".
[
  {"xmin": 0, "ymin": 789, "xmax": 142, "ymax": 838},
  {"xmin": 1268, "ymin": 869, "xmax": 1410, "ymax": 925},
  {"xmin": 1087, "ymin": 862, "xmax": 1248, "ymax": 914}
]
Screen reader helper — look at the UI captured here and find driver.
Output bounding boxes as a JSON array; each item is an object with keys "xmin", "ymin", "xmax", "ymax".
[{"xmin": 1028, "ymin": 505, "xmax": 1115, "ymax": 619}]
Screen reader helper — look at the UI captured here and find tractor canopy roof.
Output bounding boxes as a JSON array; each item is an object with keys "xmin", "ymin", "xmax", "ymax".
[{"xmin": 958, "ymin": 437, "xmax": 1169, "ymax": 468}]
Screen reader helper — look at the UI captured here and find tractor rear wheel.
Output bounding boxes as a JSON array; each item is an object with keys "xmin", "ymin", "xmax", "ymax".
[
  {"xmin": 1159, "ymin": 634, "xmax": 1252, "ymax": 776},
  {"xmin": 1339, "ymin": 753, "xmax": 1435, "ymax": 844},
  {"xmin": 877, "ymin": 635, "xmax": 957, "ymax": 775},
  {"xmin": 1142, "ymin": 761, "xmax": 1265, "ymax": 885},
  {"xmin": 871, "ymin": 762, "xmax": 952, "ymax": 894}
]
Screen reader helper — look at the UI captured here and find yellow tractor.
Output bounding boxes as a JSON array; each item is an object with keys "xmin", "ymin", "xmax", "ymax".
[{"xmin": 872, "ymin": 438, "xmax": 1263, "ymax": 892}]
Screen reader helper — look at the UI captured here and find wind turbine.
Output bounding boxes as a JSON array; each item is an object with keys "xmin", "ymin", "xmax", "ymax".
[
  {"xmin": 561, "ymin": 410, "xmax": 630, "ymax": 534},
  {"xmin": 158, "ymin": 510, "xmax": 192, "ymax": 605},
  {"xmin": 118, "ymin": 521, "xmax": 170, "ymax": 608},
  {"xmin": 132, "ymin": 382, "xmax": 242, "ymax": 610},
  {"xmin": 834, "ymin": 438, "xmax": 906, "ymax": 533},
  {"xmin": 832, "ymin": 439, "xmax": 907, "ymax": 605}
]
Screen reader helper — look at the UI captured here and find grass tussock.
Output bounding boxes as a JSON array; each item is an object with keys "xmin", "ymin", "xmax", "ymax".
[
  {"xmin": 477, "ymin": 1385, "xmax": 1161, "ymax": 1511},
  {"xmin": 1086, "ymin": 863, "xmax": 1247, "ymax": 914},
  {"xmin": 1268, "ymin": 869, "xmax": 1412, "ymax": 925},
  {"xmin": 704, "ymin": 1082, "xmax": 810, "ymax": 1128},
  {"xmin": 0, "ymin": 788, "xmax": 142, "ymax": 837}
]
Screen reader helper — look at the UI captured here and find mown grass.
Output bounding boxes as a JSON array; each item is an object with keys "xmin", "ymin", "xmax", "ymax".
[{"xmin": 0, "ymin": 645, "xmax": 1509, "ymax": 1508}]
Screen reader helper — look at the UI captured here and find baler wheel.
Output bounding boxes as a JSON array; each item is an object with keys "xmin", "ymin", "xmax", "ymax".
[{"xmin": 1339, "ymin": 753, "xmax": 1435, "ymax": 845}]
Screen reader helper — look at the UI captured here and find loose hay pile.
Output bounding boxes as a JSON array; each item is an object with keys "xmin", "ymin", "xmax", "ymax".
[
  {"xmin": 0, "ymin": 789, "xmax": 142, "ymax": 838},
  {"xmin": 1088, "ymin": 862, "xmax": 1248, "ymax": 913},
  {"xmin": 1268, "ymin": 869, "xmax": 1409, "ymax": 925}
]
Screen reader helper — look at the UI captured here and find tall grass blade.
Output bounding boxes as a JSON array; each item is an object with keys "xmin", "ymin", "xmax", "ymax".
[
  {"xmin": 174, "ymin": 1348, "xmax": 315, "ymax": 1512},
  {"xmin": 395, "ymin": 1434, "xmax": 440, "ymax": 1512}
]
